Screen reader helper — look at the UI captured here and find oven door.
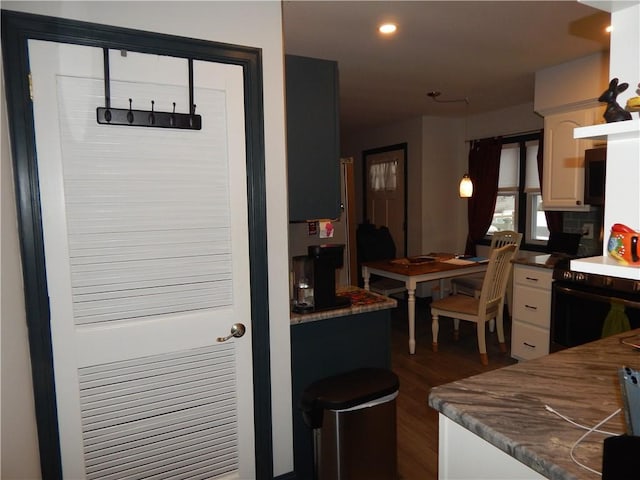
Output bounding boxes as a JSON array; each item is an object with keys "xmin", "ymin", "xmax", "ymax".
[{"xmin": 551, "ymin": 282, "xmax": 640, "ymax": 352}]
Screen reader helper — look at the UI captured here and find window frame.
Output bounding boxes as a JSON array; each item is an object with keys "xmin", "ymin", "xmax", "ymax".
[{"xmin": 481, "ymin": 131, "xmax": 548, "ymax": 252}]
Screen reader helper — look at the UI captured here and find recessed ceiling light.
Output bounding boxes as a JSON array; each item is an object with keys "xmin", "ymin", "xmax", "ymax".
[{"xmin": 379, "ymin": 23, "xmax": 397, "ymax": 35}]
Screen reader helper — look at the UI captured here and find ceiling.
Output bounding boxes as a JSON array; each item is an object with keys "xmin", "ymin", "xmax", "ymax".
[{"xmin": 282, "ymin": 1, "xmax": 610, "ymax": 133}]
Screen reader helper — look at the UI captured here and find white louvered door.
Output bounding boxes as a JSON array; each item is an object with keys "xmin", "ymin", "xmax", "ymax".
[{"xmin": 29, "ymin": 40, "xmax": 254, "ymax": 479}]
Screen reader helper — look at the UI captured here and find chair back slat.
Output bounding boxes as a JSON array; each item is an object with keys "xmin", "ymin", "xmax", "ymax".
[
  {"xmin": 478, "ymin": 244, "xmax": 518, "ymax": 314},
  {"xmin": 490, "ymin": 230, "xmax": 523, "ymax": 250}
]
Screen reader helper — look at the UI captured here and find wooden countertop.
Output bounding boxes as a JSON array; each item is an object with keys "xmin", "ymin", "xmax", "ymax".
[
  {"xmin": 428, "ymin": 330, "xmax": 640, "ymax": 479},
  {"xmin": 290, "ymin": 286, "xmax": 397, "ymax": 325}
]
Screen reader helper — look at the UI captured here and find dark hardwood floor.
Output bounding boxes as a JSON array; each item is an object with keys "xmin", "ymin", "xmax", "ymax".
[{"xmin": 390, "ymin": 296, "xmax": 517, "ymax": 480}]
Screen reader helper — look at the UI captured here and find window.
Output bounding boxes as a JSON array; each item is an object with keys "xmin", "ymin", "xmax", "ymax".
[
  {"xmin": 488, "ymin": 132, "xmax": 548, "ymax": 246},
  {"xmin": 369, "ymin": 160, "xmax": 398, "ymax": 191}
]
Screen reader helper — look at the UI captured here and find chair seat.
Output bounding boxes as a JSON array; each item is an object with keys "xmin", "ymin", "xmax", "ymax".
[
  {"xmin": 431, "ymin": 294, "xmax": 500, "ymax": 320},
  {"xmin": 370, "ymin": 277, "xmax": 406, "ymax": 297},
  {"xmin": 431, "ymin": 294, "xmax": 480, "ymax": 316},
  {"xmin": 451, "ymin": 274, "xmax": 484, "ymax": 292}
]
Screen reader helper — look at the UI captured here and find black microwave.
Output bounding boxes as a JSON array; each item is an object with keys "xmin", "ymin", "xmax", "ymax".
[{"xmin": 584, "ymin": 147, "xmax": 606, "ymax": 206}]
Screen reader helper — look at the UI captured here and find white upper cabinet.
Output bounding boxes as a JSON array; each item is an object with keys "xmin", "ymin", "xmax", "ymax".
[
  {"xmin": 534, "ymin": 52, "xmax": 609, "ymax": 211},
  {"xmin": 542, "ymin": 107, "xmax": 602, "ymax": 211}
]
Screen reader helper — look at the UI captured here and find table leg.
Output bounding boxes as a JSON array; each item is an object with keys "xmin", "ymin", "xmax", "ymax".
[
  {"xmin": 363, "ymin": 266, "xmax": 370, "ymax": 290},
  {"xmin": 408, "ymin": 287, "xmax": 416, "ymax": 354}
]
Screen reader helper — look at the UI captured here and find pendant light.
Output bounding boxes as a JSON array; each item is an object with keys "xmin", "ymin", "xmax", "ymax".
[{"xmin": 459, "ymin": 174, "xmax": 473, "ymax": 198}]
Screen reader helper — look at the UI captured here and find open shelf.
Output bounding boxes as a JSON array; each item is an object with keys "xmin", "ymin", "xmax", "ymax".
[
  {"xmin": 579, "ymin": 1, "xmax": 640, "ymax": 14},
  {"xmin": 571, "ymin": 255, "xmax": 640, "ymax": 280},
  {"xmin": 574, "ymin": 119, "xmax": 640, "ymax": 141}
]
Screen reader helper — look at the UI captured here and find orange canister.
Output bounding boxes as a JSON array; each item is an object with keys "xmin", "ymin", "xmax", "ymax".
[{"xmin": 608, "ymin": 223, "xmax": 640, "ymax": 266}]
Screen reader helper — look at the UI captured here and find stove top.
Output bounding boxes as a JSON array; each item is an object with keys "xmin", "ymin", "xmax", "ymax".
[{"xmin": 553, "ymin": 264, "xmax": 640, "ymax": 294}]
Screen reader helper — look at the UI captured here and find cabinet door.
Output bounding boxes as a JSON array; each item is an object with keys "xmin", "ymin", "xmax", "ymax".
[
  {"xmin": 542, "ymin": 108, "xmax": 597, "ymax": 210},
  {"xmin": 286, "ymin": 55, "xmax": 341, "ymax": 221}
]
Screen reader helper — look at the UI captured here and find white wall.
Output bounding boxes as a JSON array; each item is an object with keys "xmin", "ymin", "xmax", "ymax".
[
  {"xmin": 602, "ymin": 3, "xmax": 640, "ymax": 259},
  {"xmin": 0, "ymin": 1, "xmax": 293, "ymax": 477},
  {"xmin": 420, "ymin": 116, "xmax": 467, "ymax": 256},
  {"xmin": 466, "ymin": 102, "xmax": 543, "ymax": 140},
  {"xmin": 534, "ymin": 52, "xmax": 609, "ymax": 115},
  {"xmin": 1, "ymin": 56, "xmax": 43, "ymax": 479}
]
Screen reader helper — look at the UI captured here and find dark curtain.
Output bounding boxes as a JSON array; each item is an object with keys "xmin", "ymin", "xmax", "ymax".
[
  {"xmin": 465, "ymin": 137, "xmax": 502, "ymax": 255},
  {"xmin": 536, "ymin": 130, "xmax": 563, "ymax": 233}
]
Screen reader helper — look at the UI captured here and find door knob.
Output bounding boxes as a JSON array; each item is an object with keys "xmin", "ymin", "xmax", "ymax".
[{"xmin": 217, "ymin": 323, "xmax": 246, "ymax": 342}]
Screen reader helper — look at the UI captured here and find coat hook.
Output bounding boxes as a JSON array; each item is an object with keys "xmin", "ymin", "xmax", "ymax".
[
  {"xmin": 97, "ymin": 53, "xmax": 201, "ymax": 130},
  {"xmin": 127, "ymin": 98, "xmax": 134, "ymax": 123},
  {"xmin": 148, "ymin": 100, "xmax": 155, "ymax": 125},
  {"xmin": 189, "ymin": 104, "xmax": 197, "ymax": 127},
  {"xmin": 170, "ymin": 102, "xmax": 176, "ymax": 126}
]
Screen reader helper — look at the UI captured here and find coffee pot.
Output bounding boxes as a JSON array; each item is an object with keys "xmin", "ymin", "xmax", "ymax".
[
  {"xmin": 292, "ymin": 255, "xmax": 315, "ymax": 312},
  {"xmin": 292, "ymin": 244, "xmax": 351, "ymax": 313}
]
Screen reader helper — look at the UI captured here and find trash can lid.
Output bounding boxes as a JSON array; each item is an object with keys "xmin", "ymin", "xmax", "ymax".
[{"xmin": 300, "ymin": 367, "xmax": 399, "ymax": 412}]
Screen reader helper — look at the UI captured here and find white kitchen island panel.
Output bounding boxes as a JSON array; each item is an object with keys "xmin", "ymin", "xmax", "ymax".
[{"xmin": 439, "ymin": 414, "xmax": 544, "ymax": 480}]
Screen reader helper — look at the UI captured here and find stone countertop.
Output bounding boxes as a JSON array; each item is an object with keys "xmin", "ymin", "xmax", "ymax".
[
  {"xmin": 512, "ymin": 252, "xmax": 561, "ymax": 269},
  {"xmin": 290, "ymin": 286, "xmax": 397, "ymax": 325},
  {"xmin": 429, "ymin": 330, "xmax": 640, "ymax": 480}
]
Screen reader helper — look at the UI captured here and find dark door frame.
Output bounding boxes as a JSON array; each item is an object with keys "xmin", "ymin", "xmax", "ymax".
[
  {"xmin": 1, "ymin": 10, "xmax": 273, "ymax": 479},
  {"xmin": 362, "ymin": 142, "xmax": 409, "ymax": 256}
]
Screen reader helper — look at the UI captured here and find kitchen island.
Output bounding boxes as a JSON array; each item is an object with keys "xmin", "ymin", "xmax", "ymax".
[
  {"xmin": 429, "ymin": 330, "xmax": 640, "ymax": 479},
  {"xmin": 290, "ymin": 286, "xmax": 397, "ymax": 478}
]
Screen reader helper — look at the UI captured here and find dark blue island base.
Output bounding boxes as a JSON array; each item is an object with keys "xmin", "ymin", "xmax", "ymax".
[{"xmin": 290, "ymin": 289, "xmax": 396, "ymax": 480}]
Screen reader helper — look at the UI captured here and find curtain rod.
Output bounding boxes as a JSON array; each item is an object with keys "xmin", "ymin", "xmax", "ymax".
[{"xmin": 466, "ymin": 128, "xmax": 543, "ymax": 143}]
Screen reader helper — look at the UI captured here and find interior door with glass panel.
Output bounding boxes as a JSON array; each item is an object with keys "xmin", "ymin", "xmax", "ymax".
[
  {"xmin": 29, "ymin": 40, "xmax": 254, "ymax": 479},
  {"xmin": 364, "ymin": 145, "xmax": 406, "ymax": 257}
]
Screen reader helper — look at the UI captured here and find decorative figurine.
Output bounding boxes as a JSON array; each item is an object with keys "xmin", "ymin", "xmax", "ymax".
[{"xmin": 598, "ymin": 78, "xmax": 632, "ymax": 122}]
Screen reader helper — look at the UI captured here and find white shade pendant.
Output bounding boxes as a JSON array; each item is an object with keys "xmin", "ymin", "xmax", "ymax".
[{"xmin": 459, "ymin": 174, "xmax": 473, "ymax": 198}]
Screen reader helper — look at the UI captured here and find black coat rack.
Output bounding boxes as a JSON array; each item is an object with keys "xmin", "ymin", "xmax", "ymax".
[{"xmin": 96, "ymin": 49, "xmax": 202, "ymax": 130}]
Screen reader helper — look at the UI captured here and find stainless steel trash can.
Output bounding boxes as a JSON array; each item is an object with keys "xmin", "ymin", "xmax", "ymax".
[{"xmin": 300, "ymin": 367, "xmax": 399, "ymax": 480}]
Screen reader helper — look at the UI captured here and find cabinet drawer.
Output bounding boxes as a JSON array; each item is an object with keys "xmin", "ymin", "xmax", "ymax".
[
  {"xmin": 513, "ymin": 286, "xmax": 551, "ymax": 328},
  {"xmin": 514, "ymin": 266, "xmax": 553, "ymax": 290},
  {"xmin": 511, "ymin": 321, "xmax": 549, "ymax": 361}
]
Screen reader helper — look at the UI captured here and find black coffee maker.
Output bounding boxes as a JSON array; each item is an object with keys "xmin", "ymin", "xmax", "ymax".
[{"xmin": 292, "ymin": 244, "xmax": 351, "ymax": 313}]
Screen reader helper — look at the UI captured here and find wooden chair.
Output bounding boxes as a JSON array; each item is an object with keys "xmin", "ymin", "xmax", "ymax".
[
  {"xmin": 430, "ymin": 244, "xmax": 518, "ymax": 365},
  {"xmin": 450, "ymin": 230, "xmax": 522, "ymax": 330}
]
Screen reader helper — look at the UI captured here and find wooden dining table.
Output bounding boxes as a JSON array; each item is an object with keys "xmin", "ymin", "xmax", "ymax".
[{"xmin": 362, "ymin": 254, "xmax": 488, "ymax": 354}]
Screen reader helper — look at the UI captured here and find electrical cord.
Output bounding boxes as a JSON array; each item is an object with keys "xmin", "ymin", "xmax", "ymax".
[
  {"xmin": 544, "ymin": 405, "xmax": 620, "ymax": 436},
  {"xmin": 544, "ymin": 404, "xmax": 622, "ymax": 477},
  {"xmin": 569, "ymin": 408, "xmax": 622, "ymax": 476}
]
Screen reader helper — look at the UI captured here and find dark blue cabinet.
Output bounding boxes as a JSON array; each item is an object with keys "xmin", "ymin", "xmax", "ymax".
[{"xmin": 286, "ymin": 55, "xmax": 341, "ymax": 221}]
